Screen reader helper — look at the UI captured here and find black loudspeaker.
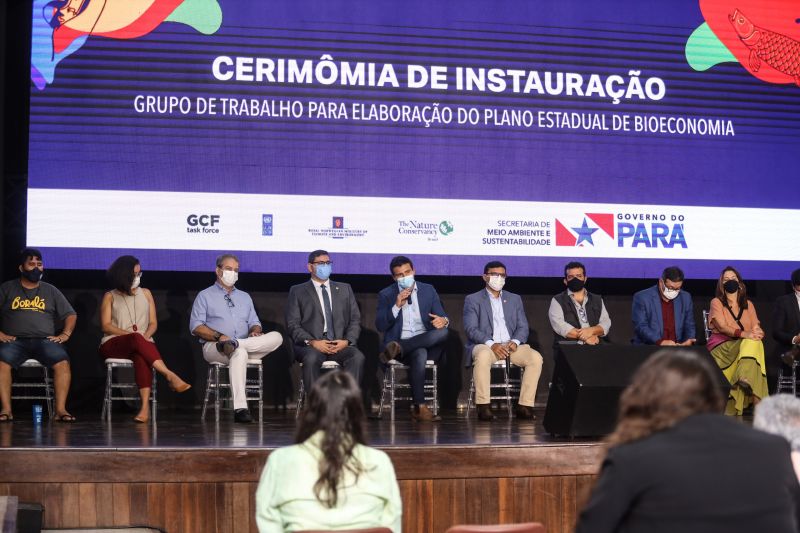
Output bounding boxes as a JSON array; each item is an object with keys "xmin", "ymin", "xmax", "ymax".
[{"xmin": 543, "ymin": 344, "xmax": 730, "ymax": 437}]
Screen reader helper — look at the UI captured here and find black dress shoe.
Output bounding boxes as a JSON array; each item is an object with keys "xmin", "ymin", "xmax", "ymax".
[
  {"xmin": 782, "ymin": 346, "xmax": 800, "ymax": 367},
  {"xmin": 476, "ymin": 404, "xmax": 496, "ymax": 421},
  {"xmin": 379, "ymin": 341, "xmax": 403, "ymax": 364},
  {"xmin": 234, "ymin": 408, "xmax": 252, "ymax": 424},
  {"xmin": 515, "ymin": 405, "xmax": 536, "ymax": 420},
  {"xmin": 216, "ymin": 339, "xmax": 239, "ymax": 357}
]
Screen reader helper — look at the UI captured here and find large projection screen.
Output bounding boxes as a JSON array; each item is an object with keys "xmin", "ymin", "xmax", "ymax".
[{"xmin": 26, "ymin": 0, "xmax": 800, "ymax": 278}]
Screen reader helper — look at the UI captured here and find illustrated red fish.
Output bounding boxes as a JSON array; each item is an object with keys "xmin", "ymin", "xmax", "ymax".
[
  {"xmin": 729, "ymin": 8, "xmax": 800, "ymax": 86},
  {"xmin": 697, "ymin": 0, "xmax": 799, "ymax": 86}
]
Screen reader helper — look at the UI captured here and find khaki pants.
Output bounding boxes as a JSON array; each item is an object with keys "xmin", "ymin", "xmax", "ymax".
[
  {"xmin": 472, "ymin": 344, "xmax": 543, "ymax": 407},
  {"xmin": 202, "ymin": 332, "xmax": 283, "ymax": 409}
]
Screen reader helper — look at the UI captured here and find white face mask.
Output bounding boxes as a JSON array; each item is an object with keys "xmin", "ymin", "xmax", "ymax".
[
  {"xmin": 220, "ymin": 270, "xmax": 238, "ymax": 287},
  {"xmin": 131, "ymin": 274, "xmax": 141, "ymax": 290},
  {"xmin": 662, "ymin": 286, "xmax": 680, "ymax": 301},
  {"xmin": 487, "ymin": 275, "xmax": 506, "ymax": 292}
]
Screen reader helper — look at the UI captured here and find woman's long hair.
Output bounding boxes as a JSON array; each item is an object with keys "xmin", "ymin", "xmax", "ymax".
[
  {"xmin": 107, "ymin": 255, "xmax": 139, "ymax": 295},
  {"xmin": 715, "ymin": 265, "xmax": 748, "ymax": 310},
  {"xmin": 295, "ymin": 370, "xmax": 368, "ymax": 508},
  {"xmin": 605, "ymin": 349, "xmax": 725, "ymax": 448}
]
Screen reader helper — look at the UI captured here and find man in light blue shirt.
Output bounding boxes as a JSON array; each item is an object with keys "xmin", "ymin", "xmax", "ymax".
[{"xmin": 190, "ymin": 254, "xmax": 283, "ymax": 423}]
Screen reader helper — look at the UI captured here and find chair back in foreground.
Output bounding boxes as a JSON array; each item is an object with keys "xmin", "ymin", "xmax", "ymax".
[
  {"xmin": 296, "ymin": 529, "xmax": 393, "ymax": 533},
  {"xmin": 446, "ymin": 523, "xmax": 546, "ymax": 533}
]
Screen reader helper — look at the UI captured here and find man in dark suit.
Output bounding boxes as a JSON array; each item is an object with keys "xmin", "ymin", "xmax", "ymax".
[
  {"xmin": 376, "ymin": 256, "xmax": 448, "ymax": 421},
  {"xmin": 631, "ymin": 266, "xmax": 697, "ymax": 346},
  {"xmin": 463, "ymin": 261, "xmax": 543, "ymax": 421},
  {"xmin": 286, "ymin": 250, "xmax": 364, "ymax": 388},
  {"xmin": 773, "ymin": 267, "xmax": 800, "ymax": 366}
]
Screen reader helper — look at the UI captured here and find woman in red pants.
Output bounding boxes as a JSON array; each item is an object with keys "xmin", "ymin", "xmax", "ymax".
[{"xmin": 100, "ymin": 255, "xmax": 190, "ymax": 422}]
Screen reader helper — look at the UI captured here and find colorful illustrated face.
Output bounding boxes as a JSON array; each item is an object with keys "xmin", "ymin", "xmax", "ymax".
[
  {"xmin": 57, "ymin": 0, "xmax": 87, "ymax": 25},
  {"xmin": 31, "ymin": 0, "xmax": 223, "ymax": 90}
]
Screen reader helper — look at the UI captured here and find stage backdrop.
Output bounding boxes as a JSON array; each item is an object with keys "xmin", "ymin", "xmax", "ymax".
[{"xmin": 26, "ymin": 0, "xmax": 800, "ymax": 278}]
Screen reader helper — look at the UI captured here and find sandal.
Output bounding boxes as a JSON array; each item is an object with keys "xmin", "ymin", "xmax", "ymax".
[
  {"xmin": 55, "ymin": 413, "xmax": 77, "ymax": 423},
  {"xmin": 133, "ymin": 415, "xmax": 149, "ymax": 423},
  {"xmin": 0, "ymin": 413, "xmax": 13, "ymax": 422}
]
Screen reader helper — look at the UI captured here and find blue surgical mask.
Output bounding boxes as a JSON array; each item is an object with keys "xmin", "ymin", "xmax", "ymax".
[
  {"xmin": 315, "ymin": 263, "xmax": 332, "ymax": 281},
  {"xmin": 397, "ymin": 275, "xmax": 415, "ymax": 290}
]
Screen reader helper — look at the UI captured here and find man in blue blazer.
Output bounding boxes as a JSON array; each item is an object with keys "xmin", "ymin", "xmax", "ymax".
[
  {"xmin": 631, "ymin": 266, "xmax": 697, "ymax": 346},
  {"xmin": 376, "ymin": 256, "xmax": 449, "ymax": 421},
  {"xmin": 463, "ymin": 261, "xmax": 543, "ymax": 421}
]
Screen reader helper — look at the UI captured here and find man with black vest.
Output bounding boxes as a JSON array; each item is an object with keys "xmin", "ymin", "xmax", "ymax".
[{"xmin": 547, "ymin": 261, "xmax": 611, "ymax": 347}]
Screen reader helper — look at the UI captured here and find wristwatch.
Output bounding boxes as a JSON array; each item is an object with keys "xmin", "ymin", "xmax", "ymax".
[{"xmin": 213, "ymin": 331, "xmax": 222, "ymax": 341}]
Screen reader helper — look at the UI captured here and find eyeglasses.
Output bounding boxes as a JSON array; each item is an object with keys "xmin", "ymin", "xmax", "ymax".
[
  {"xmin": 311, "ymin": 261, "xmax": 333, "ymax": 266},
  {"xmin": 224, "ymin": 294, "xmax": 234, "ymax": 308}
]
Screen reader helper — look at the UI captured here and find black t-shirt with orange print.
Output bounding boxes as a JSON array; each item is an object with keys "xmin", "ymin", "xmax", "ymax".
[{"xmin": 0, "ymin": 279, "xmax": 76, "ymax": 337}]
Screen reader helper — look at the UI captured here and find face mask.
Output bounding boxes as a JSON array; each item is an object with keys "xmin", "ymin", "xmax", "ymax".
[
  {"xmin": 22, "ymin": 267, "xmax": 43, "ymax": 283},
  {"xmin": 220, "ymin": 270, "xmax": 238, "ymax": 287},
  {"xmin": 566, "ymin": 277, "xmax": 585, "ymax": 292},
  {"xmin": 131, "ymin": 274, "xmax": 141, "ymax": 290},
  {"xmin": 397, "ymin": 275, "xmax": 415, "ymax": 290},
  {"xmin": 662, "ymin": 286, "xmax": 680, "ymax": 300},
  {"xmin": 487, "ymin": 275, "xmax": 505, "ymax": 292},
  {"xmin": 723, "ymin": 279, "xmax": 739, "ymax": 294},
  {"xmin": 314, "ymin": 263, "xmax": 332, "ymax": 281}
]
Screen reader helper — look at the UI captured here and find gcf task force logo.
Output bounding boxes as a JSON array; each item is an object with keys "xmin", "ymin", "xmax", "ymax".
[
  {"xmin": 556, "ymin": 212, "xmax": 687, "ymax": 248},
  {"xmin": 686, "ymin": 0, "xmax": 800, "ymax": 87}
]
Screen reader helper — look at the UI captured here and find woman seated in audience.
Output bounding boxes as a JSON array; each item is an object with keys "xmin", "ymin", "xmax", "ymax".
[
  {"xmin": 255, "ymin": 371, "xmax": 401, "ymax": 533},
  {"xmin": 100, "ymin": 255, "xmax": 190, "ymax": 422},
  {"xmin": 706, "ymin": 265, "xmax": 767, "ymax": 415},
  {"xmin": 577, "ymin": 349, "xmax": 800, "ymax": 533}
]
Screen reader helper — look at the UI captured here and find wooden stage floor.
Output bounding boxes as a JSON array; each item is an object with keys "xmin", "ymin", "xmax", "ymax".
[{"xmin": 0, "ymin": 408, "xmax": 603, "ymax": 533}]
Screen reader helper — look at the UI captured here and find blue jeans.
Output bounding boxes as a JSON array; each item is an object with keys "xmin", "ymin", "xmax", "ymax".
[
  {"xmin": 396, "ymin": 328, "xmax": 448, "ymax": 405},
  {"xmin": 0, "ymin": 338, "xmax": 69, "ymax": 369}
]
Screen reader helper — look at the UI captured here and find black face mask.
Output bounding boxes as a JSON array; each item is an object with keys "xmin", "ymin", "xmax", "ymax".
[
  {"xmin": 567, "ymin": 278, "xmax": 585, "ymax": 292},
  {"xmin": 21, "ymin": 267, "xmax": 43, "ymax": 283},
  {"xmin": 723, "ymin": 279, "xmax": 739, "ymax": 294}
]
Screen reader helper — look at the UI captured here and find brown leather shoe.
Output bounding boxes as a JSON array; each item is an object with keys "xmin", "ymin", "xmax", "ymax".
[
  {"xmin": 515, "ymin": 404, "xmax": 536, "ymax": 420},
  {"xmin": 379, "ymin": 341, "xmax": 403, "ymax": 364},
  {"xmin": 411, "ymin": 404, "xmax": 441, "ymax": 422},
  {"xmin": 782, "ymin": 346, "xmax": 800, "ymax": 367},
  {"xmin": 476, "ymin": 404, "xmax": 496, "ymax": 421}
]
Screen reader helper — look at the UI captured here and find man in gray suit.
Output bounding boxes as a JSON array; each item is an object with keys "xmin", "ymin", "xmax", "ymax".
[
  {"xmin": 286, "ymin": 250, "xmax": 365, "ymax": 388},
  {"xmin": 463, "ymin": 261, "xmax": 543, "ymax": 421}
]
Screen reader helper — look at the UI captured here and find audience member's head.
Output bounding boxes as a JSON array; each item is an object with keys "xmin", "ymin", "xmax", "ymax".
[
  {"xmin": 295, "ymin": 370, "xmax": 367, "ymax": 508},
  {"xmin": 606, "ymin": 349, "xmax": 724, "ymax": 448},
  {"xmin": 754, "ymin": 394, "xmax": 800, "ymax": 453}
]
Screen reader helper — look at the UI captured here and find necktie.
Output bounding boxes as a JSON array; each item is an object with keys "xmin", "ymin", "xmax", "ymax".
[{"xmin": 321, "ymin": 284, "xmax": 334, "ymax": 340}]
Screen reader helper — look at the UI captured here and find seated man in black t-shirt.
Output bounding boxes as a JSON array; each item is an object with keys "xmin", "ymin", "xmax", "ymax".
[{"xmin": 0, "ymin": 248, "xmax": 77, "ymax": 422}]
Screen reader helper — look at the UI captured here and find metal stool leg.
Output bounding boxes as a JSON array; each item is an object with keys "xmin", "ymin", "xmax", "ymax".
[
  {"xmin": 296, "ymin": 376, "xmax": 305, "ymax": 419},
  {"xmin": 377, "ymin": 371, "xmax": 387, "ymax": 419},
  {"xmin": 42, "ymin": 367, "xmax": 54, "ymax": 419},
  {"xmin": 432, "ymin": 364, "xmax": 439, "ymax": 416},
  {"xmin": 257, "ymin": 363, "xmax": 264, "ymax": 423},
  {"xmin": 151, "ymin": 367, "xmax": 158, "ymax": 424},
  {"xmin": 214, "ymin": 365, "xmax": 221, "ymax": 424},
  {"xmin": 201, "ymin": 366, "xmax": 213, "ymax": 420},
  {"xmin": 467, "ymin": 374, "xmax": 475, "ymax": 412},
  {"xmin": 389, "ymin": 365, "xmax": 397, "ymax": 422},
  {"xmin": 102, "ymin": 364, "xmax": 112, "ymax": 421},
  {"xmin": 504, "ymin": 360, "xmax": 513, "ymax": 418}
]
